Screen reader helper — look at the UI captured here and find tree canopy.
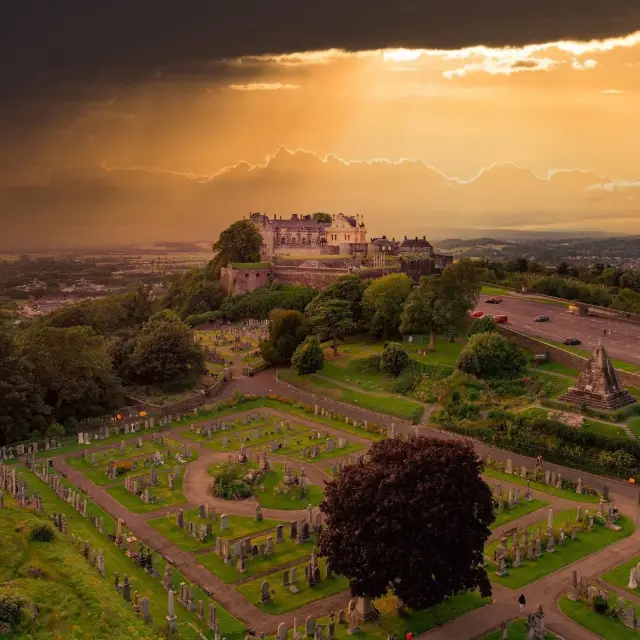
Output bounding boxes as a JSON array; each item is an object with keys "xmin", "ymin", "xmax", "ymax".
[
  {"xmin": 0, "ymin": 329, "xmax": 49, "ymax": 445},
  {"xmin": 380, "ymin": 342, "xmax": 409, "ymax": 376},
  {"xmin": 362, "ymin": 273, "xmax": 413, "ymax": 339},
  {"xmin": 291, "ymin": 336, "xmax": 325, "ymax": 375},
  {"xmin": 308, "ymin": 298, "xmax": 354, "ymax": 356},
  {"xmin": 456, "ymin": 331, "xmax": 526, "ymax": 379},
  {"xmin": 466, "ymin": 315, "xmax": 497, "ymax": 338},
  {"xmin": 307, "ymin": 274, "xmax": 368, "ymax": 324},
  {"xmin": 164, "ymin": 268, "xmax": 224, "ymax": 320},
  {"xmin": 260, "ymin": 309, "xmax": 310, "ymax": 365},
  {"xmin": 211, "ymin": 220, "xmax": 263, "ymax": 273},
  {"xmin": 16, "ymin": 325, "xmax": 121, "ymax": 423},
  {"xmin": 319, "ymin": 436, "xmax": 493, "ymax": 609},
  {"xmin": 312, "ymin": 213, "xmax": 333, "ymax": 223},
  {"xmin": 128, "ymin": 310, "xmax": 204, "ymax": 385}
]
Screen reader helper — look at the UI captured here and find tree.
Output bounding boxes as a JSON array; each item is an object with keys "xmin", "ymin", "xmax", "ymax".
[
  {"xmin": 0, "ymin": 329, "xmax": 50, "ymax": 445},
  {"xmin": 380, "ymin": 342, "xmax": 409, "ymax": 376},
  {"xmin": 308, "ymin": 298, "xmax": 354, "ymax": 356},
  {"xmin": 17, "ymin": 325, "xmax": 120, "ymax": 423},
  {"xmin": 129, "ymin": 310, "xmax": 204, "ymax": 385},
  {"xmin": 362, "ymin": 273, "xmax": 413, "ymax": 339},
  {"xmin": 318, "ymin": 436, "xmax": 493, "ymax": 609},
  {"xmin": 400, "ymin": 275, "xmax": 475, "ymax": 351},
  {"xmin": 620, "ymin": 270, "xmax": 640, "ymax": 293},
  {"xmin": 260, "ymin": 309, "xmax": 310, "ymax": 365},
  {"xmin": 312, "ymin": 213, "xmax": 333, "ymax": 223},
  {"xmin": 466, "ymin": 315, "xmax": 497, "ymax": 338},
  {"xmin": 291, "ymin": 336, "xmax": 325, "ymax": 374},
  {"xmin": 456, "ymin": 331, "xmax": 526, "ymax": 379},
  {"xmin": 307, "ymin": 274, "xmax": 368, "ymax": 324},
  {"xmin": 165, "ymin": 268, "xmax": 224, "ymax": 319},
  {"xmin": 211, "ymin": 220, "xmax": 263, "ymax": 273}
]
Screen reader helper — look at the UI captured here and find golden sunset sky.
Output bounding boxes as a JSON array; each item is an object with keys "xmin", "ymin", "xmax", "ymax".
[{"xmin": 1, "ymin": 4, "xmax": 639, "ymax": 247}]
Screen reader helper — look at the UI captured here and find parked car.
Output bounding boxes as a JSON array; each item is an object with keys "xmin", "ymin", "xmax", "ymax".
[
  {"xmin": 486, "ymin": 297, "xmax": 502, "ymax": 304},
  {"xmin": 494, "ymin": 315, "xmax": 508, "ymax": 324},
  {"xmin": 534, "ymin": 315, "xmax": 550, "ymax": 322},
  {"xmin": 470, "ymin": 311, "xmax": 484, "ymax": 318},
  {"xmin": 563, "ymin": 337, "xmax": 582, "ymax": 346}
]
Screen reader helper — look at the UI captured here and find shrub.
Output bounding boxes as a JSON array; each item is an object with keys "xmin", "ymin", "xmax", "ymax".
[
  {"xmin": 0, "ymin": 595, "xmax": 23, "ymax": 627},
  {"xmin": 457, "ymin": 331, "xmax": 526, "ymax": 379},
  {"xmin": 29, "ymin": 523, "xmax": 55, "ymax": 542},
  {"xmin": 116, "ymin": 461, "xmax": 132, "ymax": 474},
  {"xmin": 593, "ymin": 596, "xmax": 609, "ymax": 614},
  {"xmin": 392, "ymin": 366, "xmax": 421, "ymax": 395},
  {"xmin": 380, "ymin": 342, "xmax": 410, "ymax": 376},
  {"xmin": 411, "ymin": 406, "xmax": 424, "ymax": 425},
  {"xmin": 291, "ymin": 336, "xmax": 325, "ymax": 375},
  {"xmin": 466, "ymin": 315, "xmax": 497, "ymax": 338}
]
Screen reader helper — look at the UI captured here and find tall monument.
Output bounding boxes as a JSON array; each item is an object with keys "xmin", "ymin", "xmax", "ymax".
[{"xmin": 559, "ymin": 342, "xmax": 635, "ymax": 411}]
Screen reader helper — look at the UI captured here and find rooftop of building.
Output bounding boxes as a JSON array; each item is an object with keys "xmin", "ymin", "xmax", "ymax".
[
  {"xmin": 400, "ymin": 236, "xmax": 433, "ymax": 248},
  {"xmin": 250, "ymin": 212, "xmax": 363, "ymax": 229}
]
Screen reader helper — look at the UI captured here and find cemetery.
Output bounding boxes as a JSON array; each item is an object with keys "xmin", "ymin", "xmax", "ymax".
[
  {"xmin": 483, "ymin": 458, "xmax": 601, "ymax": 504},
  {"xmin": 486, "ymin": 507, "xmax": 633, "ymax": 589},
  {"xmin": 105, "ymin": 446, "xmax": 197, "ymax": 513},
  {"xmin": 198, "ymin": 527, "xmax": 318, "ymax": 583},
  {"xmin": 559, "ymin": 574, "xmax": 640, "ymax": 639},
  {"xmin": 66, "ymin": 433, "xmax": 179, "ymax": 485},
  {"xmin": 148, "ymin": 505, "xmax": 284, "ymax": 552},
  {"xmin": 487, "ymin": 481, "xmax": 548, "ymax": 529},
  {"xmin": 197, "ymin": 323, "xmax": 267, "ymax": 376},
  {"xmin": 181, "ymin": 411, "xmax": 311, "ymax": 451},
  {"xmin": 254, "ymin": 461, "xmax": 324, "ymax": 510},
  {"xmin": 237, "ymin": 556, "xmax": 349, "ymax": 614},
  {"xmin": 5, "ymin": 462, "xmax": 245, "ymax": 640},
  {"xmin": 482, "ymin": 615, "xmax": 557, "ymax": 639},
  {"xmin": 602, "ymin": 553, "xmax": 640, "ymax": 598}
]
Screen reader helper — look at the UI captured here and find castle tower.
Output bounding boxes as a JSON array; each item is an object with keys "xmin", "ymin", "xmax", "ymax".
[{"xmin": 558, "ymin": 342, "xmax": 635, "ymax": 411}]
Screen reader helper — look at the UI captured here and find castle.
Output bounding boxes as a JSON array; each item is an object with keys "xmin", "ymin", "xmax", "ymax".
[{"xmin": 250, "ymin": 213, "xmax": 368, "ymax": 257}]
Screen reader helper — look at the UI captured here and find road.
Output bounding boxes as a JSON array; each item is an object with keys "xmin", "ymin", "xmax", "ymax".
[{"xmin": 475, "ymin": 294, "xmax": 640, "ymax": 365}]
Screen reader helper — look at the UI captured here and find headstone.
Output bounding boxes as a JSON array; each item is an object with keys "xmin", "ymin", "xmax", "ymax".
[{"xmin": 260, "ymin": 581, "xmax": 270, "ymax": 603}]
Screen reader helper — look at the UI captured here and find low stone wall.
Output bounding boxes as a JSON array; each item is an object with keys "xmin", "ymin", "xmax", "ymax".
[
  {"xmin": 273, "ymin": 265, "xmax": 398, "ymax": 289},
  {"xmin": 498, "ymin": 326, "xmax": 640, "ymax": 387}
]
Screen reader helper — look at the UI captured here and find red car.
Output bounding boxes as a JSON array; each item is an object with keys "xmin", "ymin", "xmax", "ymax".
[
  {"xmin": 494, "ymin": 315, "xmax": 508, "ymax": 324},
  {"xmin": 470, "ymin": 311, "xmax": 484, "ymax": 318}
]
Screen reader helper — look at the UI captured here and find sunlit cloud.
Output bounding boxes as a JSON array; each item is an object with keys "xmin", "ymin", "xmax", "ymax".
[
  {"xmin": 588, "ymin": 180, "xmax": 640, "ymax": 192},
  {"xmin": 601, "ymin": 89, "xmax": 624, "ymax": 94},
  {"xmin": 233, "ymin": 30, "xmax": 640, "ymax": 77},
  {"xmin": 228, "ymin": 82, "xmax": 301, "ymax": 91}
]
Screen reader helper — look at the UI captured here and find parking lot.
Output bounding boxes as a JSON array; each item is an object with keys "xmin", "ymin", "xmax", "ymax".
[{"xmin": 475, "ymin": 294, "xmax": 640, "ymax": 365}]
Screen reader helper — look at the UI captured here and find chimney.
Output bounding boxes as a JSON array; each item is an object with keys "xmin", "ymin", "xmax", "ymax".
[
  {"xmin": 415, "ymin": 236, "xmax": 418, "ymax": 241},
  {"xmin": 404, "ymin": 235, "xmax": 407, "ymax": 241}
]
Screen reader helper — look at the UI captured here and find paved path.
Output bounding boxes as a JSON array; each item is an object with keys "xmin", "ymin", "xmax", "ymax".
[{"xmin": 46, "ymin": 371, "xmax": 640, "ymax": 637}]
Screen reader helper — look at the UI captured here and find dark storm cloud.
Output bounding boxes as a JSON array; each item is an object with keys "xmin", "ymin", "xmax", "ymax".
[{"xmin": 2, "ymin": 0, "xmax": 639, "ymax": 102}]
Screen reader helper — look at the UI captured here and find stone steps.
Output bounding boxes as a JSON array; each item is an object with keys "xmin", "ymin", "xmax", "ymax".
[{"xmin": 621, "ymin": 424, "xmax": 638, "ymax": 440}]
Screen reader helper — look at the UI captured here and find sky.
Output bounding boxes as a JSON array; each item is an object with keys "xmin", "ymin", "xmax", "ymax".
[{"xmin": 1, "ymin": 1, "xmax": 640, "ymax": 248}]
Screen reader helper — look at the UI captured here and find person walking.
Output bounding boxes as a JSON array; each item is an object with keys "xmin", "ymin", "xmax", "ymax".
[{"xmin": 518, "ymin": 593, "xmax": 526, "ymax": 611}]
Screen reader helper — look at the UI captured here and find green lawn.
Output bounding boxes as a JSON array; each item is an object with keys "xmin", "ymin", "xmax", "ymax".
[
  {"xmin": 532, "ymin": 361, "xmax": 578, "ymax": 377},
  {"xmin": 483, "ymin": 618, "xmax": 557, "ymax": 639},
  {"xmin": 279, "ymin": 370, "xmax": 425, "ymax": 422},
  {"xmin": 627, "ymin": 418, "xmax": 640, "ymax": 439},
  {"xmin": 483, "ymin": 467, "xmax": 601, "ymax": 503},
  {"xmin": 106, "ymin": 466, "xmax": 188, "ymax": 513},
  {"xmin": 254, "ymin": 463, "xmax": 324, "ymax": 510},
  {"xmin": 491, "ymin": 498, "xmax": 548, "ymax": 529},
  {"xmin": 481, "ymin": 285, "xmax": 512, "ymax": 296},
  {"xmin": 405, "ymin": 339, "xmax": 464, "ymax": 367},
  {"xmin": 236, "ymin": 557, "xmax": 349, "ymax": 613},
  {"xmin": 542, "ymin": 339, "xmax": 640, "ymax": 373},
  {"xmin": 18, "ymin": 466, "xmax": 245, "ymax": 640},
  {"xmin": 0, "ymin": 506, "xmax": 156, "ymax": 640},
  {"xmin": 486, "ymin": 511, "xmax": 634, "ymax": 589},
  {"xmin": 603, "ymin": 554, "xmax": 640, "ymax": 596},
  {"xmin": 148, "ymin": 510, "xmax": 284, "ymax": 552},
  {"xmin": 320, "ymin": 359, "xmax": 396, "ymax": 394},
  {"xmin": 583, "ymin": 419, "xmax": 629, "ymax": 439},
  {"xmin": 559, "ymin": 595, "xmax": 640, "ymax": 640},
  {"xmin": 198, "ymin": 535, "xmax": 317, "ymax": 583}
]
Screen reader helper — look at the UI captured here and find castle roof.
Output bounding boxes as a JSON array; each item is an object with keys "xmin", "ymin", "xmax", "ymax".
[{"xmin": 400, "ymin": 236, "xmax": 433, "ymax": 248}]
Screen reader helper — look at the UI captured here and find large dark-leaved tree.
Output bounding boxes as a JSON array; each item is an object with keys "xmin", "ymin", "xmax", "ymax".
[
  {"xmin": 319, "ymin": 437, "xmax": 493, "ymax": 610},
  {"xmin": 211, "ymin": 219, "xmax": 263, "ymax": 274},
  {"xmin": 129, "ymin": 310, "xmax": 204, "ymax": 385}
]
